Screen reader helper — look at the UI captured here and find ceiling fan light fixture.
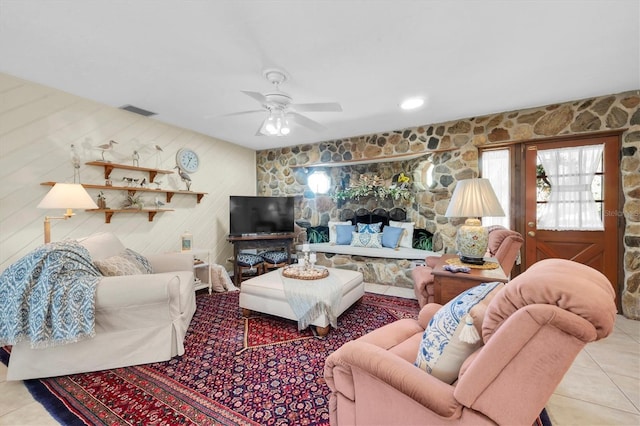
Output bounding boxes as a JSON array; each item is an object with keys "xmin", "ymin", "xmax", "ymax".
[
  {"xmin": 260, "ymin": 110, "xmax": 290, "ymax": 136},
  {"xmin": 239, "ymin": 68, "xmax": 342, "ymax": 137},
  {"xmin": 400, "ymin": 96, "xmax": 425, "ymax": 110}
]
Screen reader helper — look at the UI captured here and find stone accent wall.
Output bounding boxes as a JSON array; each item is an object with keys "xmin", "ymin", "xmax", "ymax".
[
  {"xmin": 313, "ymin": 253, "xmax": 416, "ymax": 288},
  {"xmin": 257, "ymin": 90, "xmax": 640, "ymax": 319}
]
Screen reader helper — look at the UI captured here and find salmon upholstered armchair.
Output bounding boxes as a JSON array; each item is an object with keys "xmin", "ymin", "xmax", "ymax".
[
  {"xmin": 325, "ymin": 258, "xmax": 617, "ymax": 425},
  {"xmin": 412, "ymin": 226, "xmax": 524, "ymax": 308}
]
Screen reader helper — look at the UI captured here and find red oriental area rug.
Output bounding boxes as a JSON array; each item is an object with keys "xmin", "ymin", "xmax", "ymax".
[{"xmin": 1, "ymin": 291, "xmax": 420, "ymax": 425}]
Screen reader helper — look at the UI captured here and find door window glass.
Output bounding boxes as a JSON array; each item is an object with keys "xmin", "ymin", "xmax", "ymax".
[{"xmin": 536, "ymin": 145, "xmax": 604, "ymax": 230}]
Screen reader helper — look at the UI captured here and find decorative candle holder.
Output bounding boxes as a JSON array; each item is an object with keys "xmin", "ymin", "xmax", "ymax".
[{"xmin": 302, "ymin": 245, "xmax": 311, "ymax": 271}]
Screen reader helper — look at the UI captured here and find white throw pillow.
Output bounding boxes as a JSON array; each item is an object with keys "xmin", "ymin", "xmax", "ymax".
[
  {"xmin": 389, "ymin": 220, "xmax": 414, "ymax": 249},
  {"xmin": 328, "ymin": 221, "xmax": 351, "ymax": 244},
  {"xmin": 94, "ymin": 255, "xmax": 145, "ymax": 276}
]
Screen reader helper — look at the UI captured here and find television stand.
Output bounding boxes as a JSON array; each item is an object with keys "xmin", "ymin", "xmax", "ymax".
[{"xmin": 227, "ymin": 233, "xmax": 295, "ymax": 287}]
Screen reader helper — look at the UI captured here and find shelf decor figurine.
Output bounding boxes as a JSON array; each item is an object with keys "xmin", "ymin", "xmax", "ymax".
[
  {"xmin": 70, "ymin": 144, "xmax": 81, "ymax": 183},
  {"xmin": 174, "ymin": 166, "xmax": 192, "ymax": 191},
  {"xmin": 97, "ymin": 191, "xmax": 107, "ymax": 209},
  {"xmin": 95, "ymin": 140, "xmax": 118, "ymax": 162}
]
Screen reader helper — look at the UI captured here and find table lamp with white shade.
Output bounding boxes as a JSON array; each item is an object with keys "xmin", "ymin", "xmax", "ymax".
[
  {"xmin": 445, "ymin": 178, "xmax": 505, "ymax": 265},
  {"xmin": 37, "ymin": 183, "xmax": 98, "ymax": 244}
]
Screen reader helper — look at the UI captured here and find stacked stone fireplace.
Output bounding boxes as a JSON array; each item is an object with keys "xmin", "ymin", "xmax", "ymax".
[{"xmin": 256, "ymin": 90, "xmax": 640, "ymax": 319}]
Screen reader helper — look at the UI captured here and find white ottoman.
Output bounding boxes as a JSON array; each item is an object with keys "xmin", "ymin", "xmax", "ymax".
[{"xmin": 239, "ymin": 267, "xmax": 364, "ymax": 336}]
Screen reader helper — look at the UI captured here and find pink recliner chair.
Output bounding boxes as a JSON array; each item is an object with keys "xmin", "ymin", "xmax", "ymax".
[
  {"xmin": 412, "ymin": 226, "xmax": 524, "ymax": 307},
  {"xmin": 325, "ymin": 258, "xmax": 617, "ymax": 425}
]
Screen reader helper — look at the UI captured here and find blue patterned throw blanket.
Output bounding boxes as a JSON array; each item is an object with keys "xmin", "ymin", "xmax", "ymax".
[{"xmin": 0, "ymin": 240, "xmax": 101, "ymax": 348}]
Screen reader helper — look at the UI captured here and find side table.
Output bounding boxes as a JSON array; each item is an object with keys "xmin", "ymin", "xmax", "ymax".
[
  {"xmin": 186, "ymin": 248, "xmax": 213, "ymax": 294},
  {"xmin": 227, "ymin": 234, "xmax": 294, "ymax": 287},
  {"xmin": 431, "ymin": 254, "xmax": 508, "ymax": 304}
]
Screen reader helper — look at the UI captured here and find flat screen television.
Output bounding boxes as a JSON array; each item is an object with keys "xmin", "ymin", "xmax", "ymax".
[{"xmin": 229, "ymin": 196, "xmax": 295, "ymax": 237}]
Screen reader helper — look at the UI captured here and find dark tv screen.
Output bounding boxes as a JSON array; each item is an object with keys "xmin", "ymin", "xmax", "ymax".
[{"xmin": 229, "ymin": 196, "xmax": 295, "ymax": 236}]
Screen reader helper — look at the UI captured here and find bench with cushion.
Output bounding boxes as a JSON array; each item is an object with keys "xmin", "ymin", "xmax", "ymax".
[{"xmin": 297, "ymin": 208, "xmax": 437, "ymax": 286}]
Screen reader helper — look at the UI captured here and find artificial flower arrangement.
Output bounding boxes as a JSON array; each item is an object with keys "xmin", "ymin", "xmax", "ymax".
[
  {"xmin": 122, "ymin": 194, "xmax": 144, "ymax": 209},
  {"xmin": 332, "ymin": 172, "xmax": 414, "ymax": 203}
]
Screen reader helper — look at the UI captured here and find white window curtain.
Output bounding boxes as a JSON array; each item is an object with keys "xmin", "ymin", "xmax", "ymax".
[
  {"xmin": 481, "ymin": 149, "xmax": 510, "ymax": 228},
  {"xmin": 537, "ymin": 144, "xmax": 604, "ymax": 231}
]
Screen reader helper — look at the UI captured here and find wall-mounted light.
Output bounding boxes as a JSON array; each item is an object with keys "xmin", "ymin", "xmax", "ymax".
[
  {"xmin": 37, "ymin": 183, "xmax": 98, "ymax": 244},
  {"xmin": 413, "ymin": 159, "xmax": 434, "ymax": 191},
  {"xmin": 308, "ymin": 170, "xmax": 331, "ymax": 194}
]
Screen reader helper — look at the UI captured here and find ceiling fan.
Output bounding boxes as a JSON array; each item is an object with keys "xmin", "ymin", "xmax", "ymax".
[{"xmin": 227, "ymin": 68, "xmax": 342, "ymax": 136}]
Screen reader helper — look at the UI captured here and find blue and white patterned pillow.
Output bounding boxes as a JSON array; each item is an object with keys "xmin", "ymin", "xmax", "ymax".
[
  {"xmin": 357, "ymin": 222, "xmax": 382, "ymax": 234},
  {"xmin": 415, "ymin": 281, "xmax": 503, "ymax": 383},
  {"xmin": 236, "ymin": 253, "xmax": 264, "ymax": 267},
  {"xmin": 261, "ymin": 250, "xmax": 288, "ymax": 265},
  {"xmin": 350, "ymin": 232, "xmax": 382, "ymax": 248},
  {"xmin": 123, "ymin": 248, "xmax": 153, "ymax": 274}
]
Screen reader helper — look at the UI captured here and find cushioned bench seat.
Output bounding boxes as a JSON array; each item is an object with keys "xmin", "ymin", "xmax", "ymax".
[{"xmin": 299, "ymin": 243, "xmax": 438, "ymax": 260}]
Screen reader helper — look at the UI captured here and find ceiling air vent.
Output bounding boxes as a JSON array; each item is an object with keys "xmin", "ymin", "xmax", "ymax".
[{"xmin": 119, "ymin": 105, "xmax": 157, "ymax": 117}]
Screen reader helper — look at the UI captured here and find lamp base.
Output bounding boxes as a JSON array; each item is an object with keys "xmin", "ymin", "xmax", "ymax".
[
  {"xmin": 455, "ymin": 218, "xmax": 489, "ymax": 265},
  {"xmin": 459, "ymin": 255, "xmax": 486, "ymax": 265}
]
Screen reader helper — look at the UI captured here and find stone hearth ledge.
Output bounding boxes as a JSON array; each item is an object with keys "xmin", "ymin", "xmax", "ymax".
[{"xmin": 297, "ymin": 243, "xmax": 439, "ymax": 288}]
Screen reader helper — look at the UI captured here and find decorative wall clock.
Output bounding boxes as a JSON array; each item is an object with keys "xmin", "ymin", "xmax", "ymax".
[{"xmin": 176, "ymin": 148, "xmax": 199, "ymax": 173}]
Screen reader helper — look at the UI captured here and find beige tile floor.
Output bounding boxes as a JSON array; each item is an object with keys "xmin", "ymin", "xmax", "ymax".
[{"xmin": 1, "ymin": 284, "xmax": 638, "ymax": 425}]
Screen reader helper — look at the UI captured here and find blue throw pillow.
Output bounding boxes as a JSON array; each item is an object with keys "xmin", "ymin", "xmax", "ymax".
[
  {"xmin": 381, "ymin": 226, "xmax": 404, "ymax": 249},
  {"xmin": 357, "ymin": 222, "xmax": 382, "ymax": 234},
  {"xmin": 335, "ymin": 224, "xmax": 355, "ymax": 245}
]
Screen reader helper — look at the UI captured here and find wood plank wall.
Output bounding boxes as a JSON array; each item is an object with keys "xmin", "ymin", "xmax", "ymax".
[{"xmin": 0, "ymin": 73, "xmax": 256, "ymax": 272}]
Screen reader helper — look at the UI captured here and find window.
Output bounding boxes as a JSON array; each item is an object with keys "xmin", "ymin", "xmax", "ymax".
[
  {"xmin": 481, "ymin": 149, "xmax": 510, "ymax": 228},
  {"xmin": 307, "ymin": 170, "xmax": 331, "ymax": 194}
]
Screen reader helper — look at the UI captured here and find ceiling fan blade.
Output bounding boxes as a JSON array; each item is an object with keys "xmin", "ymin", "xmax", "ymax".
[
  {"xmin": 290, "ymin": 102, "xmax": 342, "ymax": 112},
  {"xmin": 288, "ymin": 112, "xmax": 327, "ymax": 132},
  {"xmin": 242, "ymin": 90, "xmax": 268, "ymax": 105},
  {"xmin": 204, "ymin": 109, "xmax": 263, "ymax": 119},
  {"xmin": 221, "ymin": 109, "xmax": 264, "ymax": 117}
]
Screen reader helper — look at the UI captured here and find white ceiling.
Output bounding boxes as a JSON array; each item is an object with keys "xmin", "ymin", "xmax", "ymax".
[{"xmin": 1, "ymin": 0, "xmax": 638, "ymax": 151}]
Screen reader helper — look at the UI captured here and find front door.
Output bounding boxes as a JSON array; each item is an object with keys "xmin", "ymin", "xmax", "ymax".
[{"xmin": 523, "ymin": 135, "xmax": 620, "ymax": 301}]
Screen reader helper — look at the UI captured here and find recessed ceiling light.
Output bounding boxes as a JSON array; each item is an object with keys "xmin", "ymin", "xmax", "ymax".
[{"xmin": 400, "ymin": 97, "xmax": 425, "ymax": 110}]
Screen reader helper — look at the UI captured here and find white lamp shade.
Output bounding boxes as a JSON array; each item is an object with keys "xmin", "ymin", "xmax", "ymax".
[
  {"xmin": 445, "ymin": 178, "xmax": 505, "ymax": 218},
  {"xmin": 37, "ymin": 183, "xmax": 98, "ymax": 210}
]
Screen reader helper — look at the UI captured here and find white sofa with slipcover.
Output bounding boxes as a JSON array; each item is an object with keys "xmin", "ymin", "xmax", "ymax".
[{"xmin": 6, "ymin": 232, "xmax": 196, "ymax": 380}]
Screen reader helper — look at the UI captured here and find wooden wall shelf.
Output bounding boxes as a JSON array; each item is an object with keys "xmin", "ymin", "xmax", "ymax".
[
  {"xmin": 86, "ymin": 208, "xmax": 174, "ymax": 224},
  {"xmin": 85, "ymin": 161, "xmax": 174, "ymax": 183},
  {"xmin": 40, "ymin": 182, "xmax": 207, "ymax": 204},
  {"xmin": 41, "ymin": 162, "xmax": 205, "ymax": 223}
]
